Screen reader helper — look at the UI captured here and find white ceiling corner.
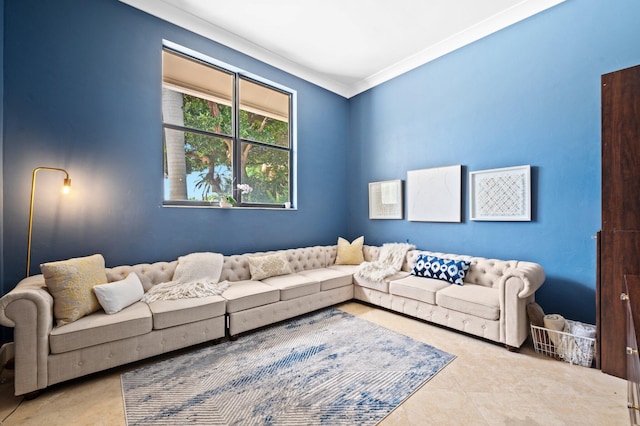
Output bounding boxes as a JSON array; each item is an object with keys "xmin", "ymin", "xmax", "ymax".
[{"xmin": 119, "ymin": 0, "xmax": 566, "ymax": 98}]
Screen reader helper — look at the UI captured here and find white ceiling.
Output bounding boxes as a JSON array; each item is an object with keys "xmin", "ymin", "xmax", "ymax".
[{"xmin": 120, "ymin": 0, "xmax": 565, "ymax": 98}]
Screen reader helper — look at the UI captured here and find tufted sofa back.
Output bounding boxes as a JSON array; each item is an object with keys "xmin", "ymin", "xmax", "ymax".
[
  {"xmin": 105, "ymin": 245, "xmax": 519, "ymax": 290},
  {"xmin": 405, "ymin": 249, "xmax": 519, "ymax": 288},
  {"xmin": 220, "ymin": 246, "xmax": 330, "ymax": 282},
  {"xmin": 107, "ymin": 262, "xmax": 178, "ymax": 291},
  {"xmin": 465, "ymin": 258, "xmax": 519, "ymax": 288}
]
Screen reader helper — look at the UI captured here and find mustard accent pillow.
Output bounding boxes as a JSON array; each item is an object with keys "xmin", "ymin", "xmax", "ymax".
[
  {"xmin": 248, "ymin": 253, "xmax": 293, "ymax": 280},
  {"xmin": 335, "ymin": 236, "xmax": 365, "ymax": 265},
  {"xmin": 41, "ymin": 254, "xmax": 108, "ymax": 327}
]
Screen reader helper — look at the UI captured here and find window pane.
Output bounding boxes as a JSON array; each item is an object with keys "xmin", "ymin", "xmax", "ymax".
[
  {"xmin": 164, "ymin": 128, "xmax": 232, "ymax": 202},
  {"xmin": 241, "ymin": 142, "xmax": 289, "ymax": 204},
  {"xmin": 239, "ymin": 78, "xmax": 289, "ymax": 147},
  {"xmin": 162, "ymin": 50, "xmax": 233, "ymax": 136}
]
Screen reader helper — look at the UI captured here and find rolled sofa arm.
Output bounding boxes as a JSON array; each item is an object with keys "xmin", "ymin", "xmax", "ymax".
[
  {"xmin": 0, "ymin": 275, "xmax": 54, "ymax": 395},
  {"xmin": 0, "ymin": 275, "xmax": 53, "ymax": 326},
  {"xmin": 498, "ymin": 261, "xmax": 545, "ymax": 349},
  {"xmin": 502, "ymin": 261, "xmax": 546, "ymax": 299}
]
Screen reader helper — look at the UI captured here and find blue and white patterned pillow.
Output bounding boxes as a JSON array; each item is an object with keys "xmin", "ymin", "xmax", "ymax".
[{"xmin": 412, "ymin": 254, "xmax": 471, "ymax": 285}]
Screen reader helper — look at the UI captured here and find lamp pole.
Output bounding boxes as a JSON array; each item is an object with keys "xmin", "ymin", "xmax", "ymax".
[{"xmin": 26, "ymin": 167, "xmax": 71, "ymax": 277}]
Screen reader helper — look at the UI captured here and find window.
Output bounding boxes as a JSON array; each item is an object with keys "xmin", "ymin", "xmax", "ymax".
[{"xmin": 162, "ymin": 46, "xmax": 293, "ymax": 207}]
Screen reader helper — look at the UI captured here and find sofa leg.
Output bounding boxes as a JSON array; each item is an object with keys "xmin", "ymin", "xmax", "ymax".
[
  {"xmin": 505, "ymin": 345, "xmax": 518, "ymax": 352},
  {"xmin": 230, "ymin": 335, "xmax": 239, "ymax": 341},
  {"xmin": 23, "ymin": 390, "xmax": 40, "ymax": 400}
]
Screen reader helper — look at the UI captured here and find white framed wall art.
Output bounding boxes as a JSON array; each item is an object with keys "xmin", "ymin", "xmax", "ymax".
[
  {"xmin": 469, "ymin": 165, "xmax": 531, "ymax": 221},
  {"xmin": 407, "ymin": 165, "xmax": 462, "ymax": 222},
  {"xmin": 369, "ymin": 179, "xmax": 403, "ymax": 219}
]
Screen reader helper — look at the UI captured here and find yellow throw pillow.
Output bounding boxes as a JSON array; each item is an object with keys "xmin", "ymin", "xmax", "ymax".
[
  {"xmin": 335, "ymin": 236, "xmax": 365, "ymax": 265},
  {"xmin": 248, "ymin": 253, "xmax": 293, "ymax": 280},
  {"xmin": 41, "ymin": 254, "xmax": 108, "ymax": 327}
]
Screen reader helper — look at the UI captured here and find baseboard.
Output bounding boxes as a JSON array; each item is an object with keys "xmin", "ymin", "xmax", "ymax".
[{"xmin": 0, "ymin": 342, "xmax": 15, "ymax": 370}]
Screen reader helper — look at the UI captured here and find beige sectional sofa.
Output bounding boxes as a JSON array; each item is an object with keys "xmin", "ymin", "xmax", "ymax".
[{"xmin": 0, "ymin": 244, "xmax": 545, "ymax": 396}]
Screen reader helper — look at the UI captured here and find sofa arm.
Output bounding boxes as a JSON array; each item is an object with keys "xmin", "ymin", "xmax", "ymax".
[
  {"xmin": 502, "ymin": 261, "xmax": 546, "ymax": 299},
  {"xmin": 0, "ymin": 275, "xmax": 53, "ymax": 395},
  {"xmin": 499, "ymin": 261, "xmax": 545, "ymax": 348}
]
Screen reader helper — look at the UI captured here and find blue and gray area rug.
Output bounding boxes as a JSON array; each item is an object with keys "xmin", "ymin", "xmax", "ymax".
[{"xmin": 121, "ymin": 308, "xmax": 455, "ymax": 425}]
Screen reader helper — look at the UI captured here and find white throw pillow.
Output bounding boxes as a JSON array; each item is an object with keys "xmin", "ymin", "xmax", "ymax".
[{"xmin": 93, "ymin": 272, "xmax": 144, "ymax": 314}]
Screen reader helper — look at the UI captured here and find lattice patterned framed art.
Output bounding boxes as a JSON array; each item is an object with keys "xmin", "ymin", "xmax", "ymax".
[
  {"xmin": 469, "ymin": 165, "xmax": 531, "ymax": 221},
  {"xmin": 369, "ymin": 179, "xmax": 403, "ymax": 219}
]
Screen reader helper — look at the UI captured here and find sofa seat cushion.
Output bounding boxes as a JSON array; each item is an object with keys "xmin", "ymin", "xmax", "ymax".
[
  {"xmin": 298, "ymin": 268, "xmax": 353, "ymax": 291},
  {"xmin": 261, "ymin": 273, "xmax": 321, "ymax": 301},
  {"xmin": 435, "ymin": 284, "xmax": 500, "ymax": 320},
  {"xmin": 389, "ymin": 275, "xmax": 450, "ymax": 305},
  {"xmin": 222, "ymin": 280, "xmax": 280, "ymax": 313},
  {"xmin": 49, "ymin": 301, "xmax": 152, "ymax": 354},
  {"xmin": 148, "ymin": 295, "xmax": 226, "ymax": 330},
  {"xmin": 354, "ymin": 271, "xmax": 410, "ymax": 293},
  {"xmin": 328, "ymin": 264, "xmax": 358, "ymax": 274}
]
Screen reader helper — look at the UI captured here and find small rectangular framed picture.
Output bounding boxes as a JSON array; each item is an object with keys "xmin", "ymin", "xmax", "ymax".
[
  {"xmin": 369, "ymin": 180, "xmax": 403, "ymax": 219},
  {"xmin": 469, "ymin": 165, "xmax": 531, "ymax": 221}
]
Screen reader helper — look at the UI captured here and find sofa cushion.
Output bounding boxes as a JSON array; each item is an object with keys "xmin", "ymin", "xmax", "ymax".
[
  {"xmin": 328, "ymin": 264, "xmax": 359, "ymax": 274},
  {"xmin": 222, "ymin": 280, "xmax": 280, "ymax": 313},
  {"xmin": 436, "ymin": 284, "xmax": 500, "ymax": 320},
  {"xmin": 412, "ymin": 254, "xmax": 470, "ymax": 286},
  {"xmin": 297, "ymin": 268, "xmax": 353, "ymax": 291},
  {"xmin": 354, "ymin": 271, "xmax": 410, "ymax": 293},
  {"xmin": 41, "ymin": 253, "xmax": 109, "ymax": 327},
  {"xmin": 49, "ymin": 301, "xmax": 152, "ymax": 354},
  {"xmin": 261, "ymin": 273, "xmax": 321, "ymax": 301},
  {"xmin": 93, "ymin": 272, "xmax": 144, "ymax": 314},
  {"xmin": 148, "ymin": 295, "xmax": 226, "ymax": 330},
  {"xmin": 248, "ymin": 253, "xmax": 293, "ymax": 280},
  {"xmin": 335, "ymin": 236, "xmax": 365, "ymax": 265},
  {"xmin": 389, "ymin": 275, "xmax": 449, "ymax": 305}
]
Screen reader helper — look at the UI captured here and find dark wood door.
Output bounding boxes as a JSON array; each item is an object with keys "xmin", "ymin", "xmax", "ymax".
[{"xmin": 600, "ymin": 64, "xmax": 640, "ymax": 379}]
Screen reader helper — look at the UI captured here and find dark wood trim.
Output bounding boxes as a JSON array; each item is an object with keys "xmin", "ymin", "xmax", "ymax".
[{"xmin": 599, "ymin": 64, "xmax": 640, "ymax": 379}]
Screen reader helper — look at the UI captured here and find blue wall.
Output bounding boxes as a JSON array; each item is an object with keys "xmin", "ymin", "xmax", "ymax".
[
  {"xmin": 347, "ymin": 0, "xmax": 640, "ymax": 323},
  {"xmin": 2, "ymin": 0, "xmax": 640, "ymax": 344},
  {"xmin": 0, "ymin": 0, "xmax": 349, "ymax": 301}
]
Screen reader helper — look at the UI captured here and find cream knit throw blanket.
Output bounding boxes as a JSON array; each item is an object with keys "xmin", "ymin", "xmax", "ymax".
[
  {"xmin": 142, "ymin": 252, "xmax": 228, "ymax": 303},
  {"xmin": 356, "ymin": 243, "xmax": 415, "ymax": 282}
]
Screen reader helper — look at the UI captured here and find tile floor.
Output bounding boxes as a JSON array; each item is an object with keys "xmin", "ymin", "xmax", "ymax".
[{"xmin": 0, "ymin": 302, "xmax": 629, "ymax": 425}]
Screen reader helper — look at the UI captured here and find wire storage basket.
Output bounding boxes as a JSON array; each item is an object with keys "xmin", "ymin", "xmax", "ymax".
[{"xmin": 530, "ymin": 320, "xmax": 596, "ymax": 367}]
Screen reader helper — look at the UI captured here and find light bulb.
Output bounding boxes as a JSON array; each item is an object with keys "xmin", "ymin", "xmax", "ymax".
[{"xmin": 62, "ymin": 178, "xmax": 71, "ymax": 194}]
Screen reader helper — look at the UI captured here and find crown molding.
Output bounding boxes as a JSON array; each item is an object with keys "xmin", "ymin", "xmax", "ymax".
[
  {"xmin": 120, "ymin": 0, "xmax": 566, "ymax": 99},
  {"xmin": 347, "ymin": 0, "xmax": 566, "ymax": 98},
  {"xmin": 119, "ymin": 0, "xmax": 352, "ymax": 97}
]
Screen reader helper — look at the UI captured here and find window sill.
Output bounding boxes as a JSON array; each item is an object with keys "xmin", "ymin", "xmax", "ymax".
[{"xmin": 162, "ymin": 203, "xmax": 295, "ymax": 211}]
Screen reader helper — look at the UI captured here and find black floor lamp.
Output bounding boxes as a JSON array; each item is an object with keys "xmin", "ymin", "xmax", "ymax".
[{"xmin": 26, "ymin": 167, "xmax": 71, "ymax": 277}]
